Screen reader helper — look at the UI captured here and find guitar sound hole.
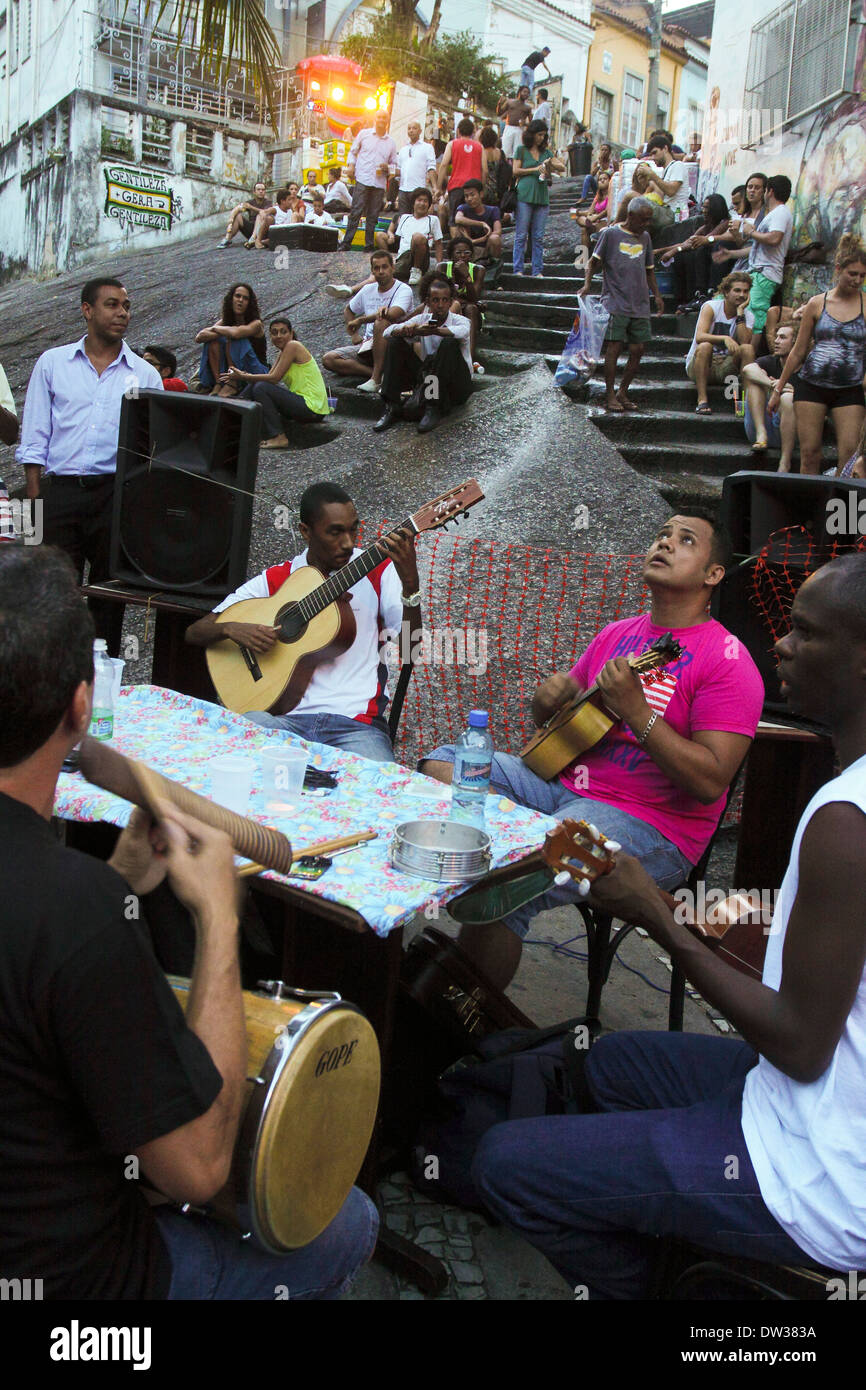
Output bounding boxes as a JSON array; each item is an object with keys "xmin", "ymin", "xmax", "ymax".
[{"xmin": 278, "ymin": 604, "xmax": 308, "ymax": 643}]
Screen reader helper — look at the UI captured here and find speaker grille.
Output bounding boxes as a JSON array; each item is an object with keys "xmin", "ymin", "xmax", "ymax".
[{"xmin": 119, "ymin": 467, "xmax": 235, "ymax": 587}]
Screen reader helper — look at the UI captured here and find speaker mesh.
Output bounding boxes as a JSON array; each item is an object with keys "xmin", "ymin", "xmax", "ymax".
[{"xmin": 119, "ymin": 467, "xmax": 234, "ymax": 587}]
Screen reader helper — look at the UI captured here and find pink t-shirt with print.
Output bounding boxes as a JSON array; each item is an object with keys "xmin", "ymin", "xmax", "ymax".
[{"xmin": 559, "ymin": 613, "xmax": 764, "ymax": 864}]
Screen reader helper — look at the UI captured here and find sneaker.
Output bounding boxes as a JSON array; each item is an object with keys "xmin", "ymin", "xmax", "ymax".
[
  {"xmin": 473, "ymin": 362, "xmax": 485, "ymax": 375},
  {"xmin": 325, "ymin": 283, "xmax": 354, "ymax": 299},
  {"xmin": 408, "ymin": 266, "xmax": 423, "ymax": 286},
  {"xmin": 356, "ymin": 377, "xmax": 380, "ymax": 394},
  {"xmin": 217, "ymin": 238, "xmax": 232, "ymax": 248}
]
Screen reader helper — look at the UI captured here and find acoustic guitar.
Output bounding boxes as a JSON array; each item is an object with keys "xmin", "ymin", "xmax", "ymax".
[
  {"xmin": 206, "ymin": 479, "xmax": 484, "ymax": 715},
  {"xmin": 520, "ymin": 632, "xmax": 683, "ymax": 780}
]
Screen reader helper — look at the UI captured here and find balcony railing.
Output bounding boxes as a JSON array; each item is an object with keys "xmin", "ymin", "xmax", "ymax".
[{"xmin": 86, "ymin": 10, "xmax": 293, "ymax": 133}]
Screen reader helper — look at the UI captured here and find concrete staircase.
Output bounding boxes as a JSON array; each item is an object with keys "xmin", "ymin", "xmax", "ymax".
[{"xmin": 480, "ymin": 253, "xmax": 761, "ymax": 510}]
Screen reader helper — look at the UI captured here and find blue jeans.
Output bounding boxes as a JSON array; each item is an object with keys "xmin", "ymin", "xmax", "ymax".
[
  {"xmin": 472, "ymin": 1032, "xmax": 809, "ymax": 1298},
  {"xmin": 199, "ymin": 335, "xmax": 263, "ymax": 389},
  {"xmin": 581, "ymin": 173, "xmax": 597, "ymax": 199},
  {"xmin": 744, "ymin": 397, "xmax": 782, "ymax": 449},
  {"xmin": 245, "ymin": 710, "xmax": 395, "ymax": 763},
  {"xmin": 519, "ymin": 64, "xmax": 535, "ymax": 89},
  {"xmin": 154, "ymin": 1186, "xmax": 378, "ymax": 1299},
  {"xmin": 513, "ymin": 200, "xmax": 549, "ymax": 276},
  {"xmin": 424, "ymin": 748, "xmax": 692, "ymax": 937}
]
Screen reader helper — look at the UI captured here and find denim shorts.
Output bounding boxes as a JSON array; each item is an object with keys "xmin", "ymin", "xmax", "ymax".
[{"xmin": 424, "ymin": 747, "xmax": 692, "ymax": 938}]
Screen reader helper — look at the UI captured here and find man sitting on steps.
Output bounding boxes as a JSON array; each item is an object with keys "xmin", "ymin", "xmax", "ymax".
[
  {"xmin": 421, "ymin": 511, "xmax": 764, "ymax": 990},
  {"xmin": 321, "ymin": 250, "xmax": 414, "ymax": 396}
]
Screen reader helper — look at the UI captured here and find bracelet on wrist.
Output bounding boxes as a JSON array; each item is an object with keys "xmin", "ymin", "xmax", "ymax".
[
  {"xmin": 402, "ymin": 589, "xmax": 422, "ymax": 608},
  {"xmin": 636, "ymin": 711, "xmax": 658, "ymax": 745}
]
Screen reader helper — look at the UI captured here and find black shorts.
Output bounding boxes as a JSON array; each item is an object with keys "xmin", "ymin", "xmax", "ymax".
[{"xmin": 793, "ymin": 377, "xmax": 866, "ymax": 409}]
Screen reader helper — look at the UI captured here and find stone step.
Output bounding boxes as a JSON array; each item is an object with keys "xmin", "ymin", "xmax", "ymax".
[
  {"xmin": 325, "ymin": 373, "xmax": 496, "ymax": 418},
  {"xmin": 541, "ymin": 352, "xmax": 695, "ymax": 385},
  {"xmin": 488, "ymin": 300, "xmax": 682, "ymax": 335},
  {"xmin": 590, "ymin": 406, "xmax": 752, "ymax": 445},
  {"xmin": 484, "ymin": 322, "xmax": 688, "ymax": 356},
  {"xmin": 475, "ymin": 347, "xmax": 540, "ymax": 376},
  {"xmin": 656, "ymin": 474, "xmax": 725, "ymax": 508},
  {"xmin": 615, "ymin": 440, "xmax": 777, "ymax": 478}
]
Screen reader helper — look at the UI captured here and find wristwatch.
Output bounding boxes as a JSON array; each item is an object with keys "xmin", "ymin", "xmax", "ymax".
[
  {"xmin": 708, "ymin": 235, "xmax": 715, "ymax": 244},
  {"xmin": 402, "ymin": 590, "xmax": 422, "ymax": 608}
]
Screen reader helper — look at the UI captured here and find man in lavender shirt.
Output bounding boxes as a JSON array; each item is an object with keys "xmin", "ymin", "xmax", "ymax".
[
  {"xmin": 17, "ymin": 277, "xmax": 162, "ymax": 654},
  {"xmin": 340, "ymin": 111, "xmax": 398, "ymax": 253}
]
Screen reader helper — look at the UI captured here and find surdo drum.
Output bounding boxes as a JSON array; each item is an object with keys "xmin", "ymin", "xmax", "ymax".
[{"xmin": 169, "ymin": 977, "xmax": 381, "ymax": 1251}]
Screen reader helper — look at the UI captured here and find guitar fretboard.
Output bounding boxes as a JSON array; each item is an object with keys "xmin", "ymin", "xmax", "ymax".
[{"xmin": 295, "ymin": 517, "xmax": 415, "ymax": 622}]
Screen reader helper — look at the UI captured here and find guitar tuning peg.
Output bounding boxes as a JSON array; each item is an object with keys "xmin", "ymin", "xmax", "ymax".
[
  {"xmin": 576, "ymin": 878, "xmax": 591, "ymax": 897},
  {"xmin": 554, "ymin": 870, "xmax": 572, "ymax": 887},
  {"xmin": 604, "ymin": 840, "xmax": 621, "ymax": 853}
]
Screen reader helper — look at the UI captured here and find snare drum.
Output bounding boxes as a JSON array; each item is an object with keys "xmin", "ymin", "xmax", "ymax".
[{"xmin": 169, "ymin": 977, "xmax": 380, "ymax": 1251}]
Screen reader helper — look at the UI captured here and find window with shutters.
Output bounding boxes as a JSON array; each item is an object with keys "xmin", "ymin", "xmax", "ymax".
[
  {"xmin": 185, "ymin": 123, "xmax": 213, "ymax": 175},
  {"xmin": 141, "ymin": 113, "xmax": 171, "ymax": 167},
  {"xmin": 620, "ymin": 71, "xmax": 644, "ymax": 148},
  {"xmin": 743, "ymin": 0, "xmax": 857, "ymax": 141}
]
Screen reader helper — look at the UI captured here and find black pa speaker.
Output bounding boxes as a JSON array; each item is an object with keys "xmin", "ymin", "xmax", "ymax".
[
  {"xmin": 110, "ymin": 390, "xmax": 260, "ymax": 598},
  {"xmin": 714, "ymin": 471, "xmax": 866, "ymax": 713}
]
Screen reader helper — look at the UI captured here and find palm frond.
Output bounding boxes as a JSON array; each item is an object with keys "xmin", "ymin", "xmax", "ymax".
[{"xmin": 143, "ymin": 0, "xmax": 282, "ymax": 133}]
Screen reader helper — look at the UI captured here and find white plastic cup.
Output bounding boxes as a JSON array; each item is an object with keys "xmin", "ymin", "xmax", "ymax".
[
  {"xmin": 109, "ymin": 657, "xmax": 125, "ymax": 705},
  {"xmin": 261, "ymin": 746, "xmax": 309, "ymax": 813},
  {"xmin": 210, "ymin": 755, "xmax": 256, "ymax": 814}
]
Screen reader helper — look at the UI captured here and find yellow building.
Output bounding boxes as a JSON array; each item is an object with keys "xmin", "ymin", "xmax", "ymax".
[{"xmin": 583, "ymin": 2, "xmax": 689, "ymax": 150}]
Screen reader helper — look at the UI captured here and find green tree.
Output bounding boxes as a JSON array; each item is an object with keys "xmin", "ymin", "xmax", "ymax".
[{"xmin": 341, "ymin": 15, "xmax": 501, "ymax": 110}]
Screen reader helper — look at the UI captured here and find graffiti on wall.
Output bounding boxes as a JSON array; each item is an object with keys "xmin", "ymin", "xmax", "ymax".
[{"xmin": 103, "ymin": 165, "xmax": 182, "ymax": 231}]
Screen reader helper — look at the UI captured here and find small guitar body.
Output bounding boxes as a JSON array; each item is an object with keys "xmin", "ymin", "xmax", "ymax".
[
  {"xmin": 520, "ymin": 633, "xmax": 683, "ymax": 781},
  {"xmin": 207, "ymin": 567, "xmax": 356, "ymax": 715},
  {"xmin": 520, "ymin": 691, "xmax": 614, "ymax": 780}
]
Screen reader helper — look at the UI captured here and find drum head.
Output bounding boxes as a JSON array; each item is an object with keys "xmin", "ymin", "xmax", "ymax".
[{"xmin": 251, "ymin": 1004, "xmax": 381, "ymax": 1250}]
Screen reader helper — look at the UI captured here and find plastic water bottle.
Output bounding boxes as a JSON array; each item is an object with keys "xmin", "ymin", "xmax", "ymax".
[
  {"xmin": 89, "ymin": 638, "xmax": 115, "ymax": 741},
  {"xmin": 451, "ymin": 710, "xmax": 493, "ymax": 830}
]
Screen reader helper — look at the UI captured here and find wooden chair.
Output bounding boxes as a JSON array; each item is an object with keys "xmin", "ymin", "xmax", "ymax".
[{"xmin": 651, "ymin": 1237, "xmax": 859, "ymax": 1300}]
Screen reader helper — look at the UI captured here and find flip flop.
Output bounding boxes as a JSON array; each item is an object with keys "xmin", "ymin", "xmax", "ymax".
[
  {"xmin": 695, "ymin": 402, "xmax": 712, "ymax": 414},
  {"xmin": 751, "ymin": 440, "xmax": 768, "ymax": 452}
]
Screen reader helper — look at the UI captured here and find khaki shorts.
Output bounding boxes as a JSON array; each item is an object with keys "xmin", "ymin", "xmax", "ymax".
[
  {"xmin": 328, "ymin": 340, "xmax": 373, "ymax": 360},
  {"xmin": 686, "ymin": 351, "xmax": 736, "ymax": 384}
]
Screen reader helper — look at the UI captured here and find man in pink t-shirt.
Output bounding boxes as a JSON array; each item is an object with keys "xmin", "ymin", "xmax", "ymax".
[{"xmin": 423, "ymin": 510, "xmax": 765, "ymax": 988}]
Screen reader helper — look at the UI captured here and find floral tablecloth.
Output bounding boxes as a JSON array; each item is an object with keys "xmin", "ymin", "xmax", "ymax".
[{"xmin": 54, "ymin": 686, "xmax": 557, "ymax": 938}]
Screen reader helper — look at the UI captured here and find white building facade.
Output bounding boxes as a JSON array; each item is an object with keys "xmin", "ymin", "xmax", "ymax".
[{"xmin": 0, "ymin": 0, "xmax": 296, "ymax": 278}]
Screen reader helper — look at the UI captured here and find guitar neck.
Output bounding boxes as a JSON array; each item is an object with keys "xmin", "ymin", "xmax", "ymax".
[{"xmin": 305, "ymin": 519, "xmax": 414, "ymax": 617}]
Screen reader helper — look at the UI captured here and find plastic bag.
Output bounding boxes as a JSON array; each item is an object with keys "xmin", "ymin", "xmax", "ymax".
[{"xmin": 553, "ymin": 294, "xmax": 610, "ymax": 387}]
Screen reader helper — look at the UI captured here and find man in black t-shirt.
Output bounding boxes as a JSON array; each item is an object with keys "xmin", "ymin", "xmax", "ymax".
[
  {"xmin": 454, "ymin": 180, "xmax": 503, "ymax": 261},
  {"xmin": 0, "ymin": 546, "xmax": 377, "ymax": 1299},
  {"xmin": 520, "ymin": 46, "xmax": 551, "ymax": 89},
  {"xmin": 741, "ymin": 320, "xmax": 797, "ymax": 471}
]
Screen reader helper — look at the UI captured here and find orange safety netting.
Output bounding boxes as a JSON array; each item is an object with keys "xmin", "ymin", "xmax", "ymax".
[{"xmin": 749, "ymin": 523, "xmax": 866, "ymax": 646}]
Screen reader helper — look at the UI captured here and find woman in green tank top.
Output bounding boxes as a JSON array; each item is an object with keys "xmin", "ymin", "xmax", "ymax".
[{"xmin": 222, "ymin": 317, "xmax": 332, "ymax": 449}]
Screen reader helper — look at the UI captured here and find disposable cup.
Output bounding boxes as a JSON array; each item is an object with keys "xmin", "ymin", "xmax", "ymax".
[
  {"xmin": 210, "ymin": 755, "xmax": 256, "ymax": 815},
  {"xmin": 108, "ymin": 657, "xmax": 125, "ymax": 704},
  {"xmin": 261, "ymin": 746, "xmax": 309, "ymax": 814}
]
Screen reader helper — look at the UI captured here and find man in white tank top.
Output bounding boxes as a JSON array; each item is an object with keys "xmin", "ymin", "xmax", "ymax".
[{"xmin": 474, "ymin": 552, "xmax": 866, "ymax": 1296}]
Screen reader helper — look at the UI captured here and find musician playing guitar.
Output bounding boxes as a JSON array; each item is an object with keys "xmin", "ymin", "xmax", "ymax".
[
  {"xmin": 0, "ymin": 545, "xmax": 377, "ymax": 1298},
  {"xmin": 186, "ymin": 481, "xmax": 422, "ymax": 762},
  {"xmin": 422, "ymin": 510, "xmax": 764, "ymax": 989},
  {"xmin": 474, "ymin": 552, "xmax": 866, "ymax": 1298}
]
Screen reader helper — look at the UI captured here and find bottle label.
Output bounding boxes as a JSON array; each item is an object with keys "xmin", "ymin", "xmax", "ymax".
[
  {"xmin": 456, "ymin": 761, "xmax": 491, "ymax": 789},
  {"xmin": 90, "ymin": 714, "xmax": 114, "ymax": 741}
]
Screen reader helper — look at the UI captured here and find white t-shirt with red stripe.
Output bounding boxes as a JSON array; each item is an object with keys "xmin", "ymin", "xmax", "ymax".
[{"xmin": 213, "ymin": 549, "xmax": 405, "ymax": 722}]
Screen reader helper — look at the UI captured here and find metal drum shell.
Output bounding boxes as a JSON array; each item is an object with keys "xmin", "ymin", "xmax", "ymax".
[{"xmin": 390, "ymin": 818, "xmax": 492, "ymax": 882}]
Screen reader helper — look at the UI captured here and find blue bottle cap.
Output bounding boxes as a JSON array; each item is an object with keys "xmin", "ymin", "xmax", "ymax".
[{"xmin": 468, "ymin": 710, "xmax": 489, "ymax": 728}]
